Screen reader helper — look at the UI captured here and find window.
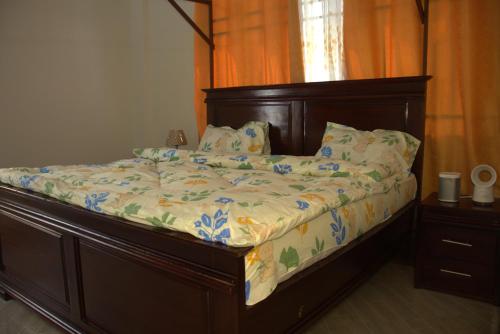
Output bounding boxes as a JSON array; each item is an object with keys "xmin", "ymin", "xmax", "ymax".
[{"xmin": 299, "ymin": 0, "xmax": 345, "ymax": 82}]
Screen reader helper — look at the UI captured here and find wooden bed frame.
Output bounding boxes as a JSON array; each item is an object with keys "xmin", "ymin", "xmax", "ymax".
[{"xmin": 0, "ymin": 76, "xmax": 429, "ymax": 334}]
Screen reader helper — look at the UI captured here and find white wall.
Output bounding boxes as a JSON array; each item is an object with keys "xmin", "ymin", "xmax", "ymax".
[{"xmin": 0, "ymin": 0, "xmax": 197, "ymax": 168}]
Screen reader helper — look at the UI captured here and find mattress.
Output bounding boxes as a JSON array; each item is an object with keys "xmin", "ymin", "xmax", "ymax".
[{"xmin": 244, "ymin": 174, "xmax": 416, "ymax": 305}]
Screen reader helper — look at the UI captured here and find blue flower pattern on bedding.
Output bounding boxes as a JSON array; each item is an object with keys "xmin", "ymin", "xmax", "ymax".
[
  {"xmin": 231, "ymin": 175, "xmax": 250, "ymax": 185},
  {"xmin": 318, "ymin": 163, "xmax": 340, "ymax": 171},
  {"xmin": 229, "ymin": 155, "xmax": 248, "ymax": 162},
  {"xmin": 273, "ymin": 164, "xmax": 292, "ymax": 175},
  {"xmin": 245, "ymin": 128, "xmax": 257, "ymax": 138},
  {"xmin": 162, "ymin": 149, "xmax": 177, "ymax": 159},
  {"xmin": 193, "ymin": 157, "xmax": 208, "ymax": 164},
  {"xmin": 245, "ymin": 280, "xmax": 251, "ymax": 302},
  {"xmin": 215, "ymin": 197, "xmax": 234, "ymax": 204},
  {"xmin": 85, "ymin": 192, "xmax": 110, "ymax": 213},
  {"xmin": 320, "ymin": 146, "xmax": 332, "ymax": 158},
  {"xmin": 19, "ymin": 175, "xmax": 38, "ymax": 189},
  {"xmin": 330, "ymin": 209, "xmax": 346, "ymax": 245},
  {"xmin": 194, "ymin": 209, "xmax": 231, "ymax": 244},
  {"xmin": 296, "ymin": 200, "xmax": 309, "ymax": 210}
]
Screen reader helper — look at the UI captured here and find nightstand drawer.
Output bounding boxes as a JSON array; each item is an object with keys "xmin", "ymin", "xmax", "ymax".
[
  {"xmin": 422, "ymin": 258, "xmax": 494, "ymax": 300},
  {"xmin": 422, "ymin": 224, "xmax": 496, "ymax": 265}
]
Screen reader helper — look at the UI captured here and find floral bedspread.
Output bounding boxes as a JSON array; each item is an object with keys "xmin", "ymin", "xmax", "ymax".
[
  {"xmin": 0, "ymin": 148, "xmax": 414, "ymax": 304},
  {"xmin": 245, "ymin": 174, "xmax": 416, "ymax": 304}
]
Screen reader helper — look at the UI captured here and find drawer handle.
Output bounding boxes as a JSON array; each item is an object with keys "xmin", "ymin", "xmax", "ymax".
[
  {"xmin": 441, "ymin": 239, "xmax": 472, "ymax": 247},
  {"xmin": 440, "ymin": 269, "xmax": 472, "ymax": 278}
]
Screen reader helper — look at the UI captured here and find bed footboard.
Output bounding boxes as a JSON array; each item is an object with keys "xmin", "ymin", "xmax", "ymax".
[{"xmin": 0, "ymin": 186, "xmax": 247, "ymax": 334}]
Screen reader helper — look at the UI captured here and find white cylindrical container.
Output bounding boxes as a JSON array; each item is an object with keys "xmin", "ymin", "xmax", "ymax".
[{"xmin": 438, "ymin": 172, "xmax": 461, "ymax": 202}]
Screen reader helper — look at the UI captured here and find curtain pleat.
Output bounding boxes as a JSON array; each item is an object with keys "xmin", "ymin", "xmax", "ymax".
[
  {"xmin": 344, "ymin": 0, "xmax": 500, "ymax": 197},
  {"xmin": 194, "ymin": 0, "xmax": 304, "ymax": 136},
  {"xmin": 344, "ymin": 0, "xmax": 421, "ymax": 78}
]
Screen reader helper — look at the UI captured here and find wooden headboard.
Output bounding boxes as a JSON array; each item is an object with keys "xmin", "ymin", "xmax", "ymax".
[{"xmin": 204, "ymin": 76, "xmax": 430, "ymax": 197}]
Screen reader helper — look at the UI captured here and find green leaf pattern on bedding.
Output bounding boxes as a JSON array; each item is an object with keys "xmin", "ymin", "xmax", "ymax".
[{"xmin": 279, "ymin": 247, "xmax": 300, "ymax": 270}]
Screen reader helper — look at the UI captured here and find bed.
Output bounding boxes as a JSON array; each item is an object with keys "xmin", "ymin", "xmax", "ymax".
[{"xmin": 0, "ymin": 76, "xmax": 429, "ymax": 334}]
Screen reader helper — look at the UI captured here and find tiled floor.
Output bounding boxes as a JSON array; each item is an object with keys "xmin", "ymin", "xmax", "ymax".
[{"xmin": 1, "ymin": 260, "xmax": 499, "ymax": 334}]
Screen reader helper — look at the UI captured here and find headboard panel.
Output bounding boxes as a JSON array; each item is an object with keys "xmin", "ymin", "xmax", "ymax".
[{"xmin": 204, "ymin": 76, "xmax": 430, "ymax": 197}]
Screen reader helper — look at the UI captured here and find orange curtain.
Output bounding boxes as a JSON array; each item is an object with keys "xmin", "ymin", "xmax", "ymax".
[
  {"xmin": 344, "ymin": 0, "xmax": 422, "ymax": 78},
  {"xmin": 194, "ymin": 0, "xmax": 304, "ymax": 136},
  {"xmin": 344, "ymin": 0, "xmax": 500, "ymax": 197}
]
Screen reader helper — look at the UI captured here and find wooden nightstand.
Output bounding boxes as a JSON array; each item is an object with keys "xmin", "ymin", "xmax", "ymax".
[{"xmin": 415, "ymin": 193, "xmax": 500, "ymax": 305}]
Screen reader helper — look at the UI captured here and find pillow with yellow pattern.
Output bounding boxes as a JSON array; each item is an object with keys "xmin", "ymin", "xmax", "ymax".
[
  {"xmin": 315, "ymin": 122, "xmax": 420, "ymax": 175},
  {"xmin": 198, "ymin": 121, "xmax": 270, "ymax": 155}
]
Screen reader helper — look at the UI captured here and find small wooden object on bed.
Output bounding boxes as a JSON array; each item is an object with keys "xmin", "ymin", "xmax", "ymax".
[{"xmin": 0, "ymin": 76, "xmax": 430, "ymax": 334}]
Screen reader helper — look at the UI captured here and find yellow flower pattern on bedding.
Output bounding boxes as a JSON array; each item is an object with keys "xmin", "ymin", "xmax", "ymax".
[{"xmin": 0, "ymin": 148, "xmax": 416, "ymax": 305}]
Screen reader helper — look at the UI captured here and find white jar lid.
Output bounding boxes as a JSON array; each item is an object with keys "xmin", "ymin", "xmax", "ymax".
[{"xmin": 439, "ymin": 172, "xmax": 461, "ymax": 179}]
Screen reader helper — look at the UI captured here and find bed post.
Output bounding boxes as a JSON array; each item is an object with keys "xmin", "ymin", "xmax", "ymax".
[
  {"xmin": 415, "ymin": 0, "xmax": 430, "ymax": 76},
  {"xmin": 167, "ymin": 0, "xmax": 214, "ymax": 88},
  {"xmin": 0, "ymin": 286, "xmax": 11, "ymax": 301}
]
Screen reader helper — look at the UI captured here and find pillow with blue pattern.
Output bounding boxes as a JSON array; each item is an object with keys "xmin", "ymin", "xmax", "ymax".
[
  {"xmin": 315, "ymin": 122, "xmax": 420, "ymax": 175},
  {"xmin": 198, "ymin": 121, "xmax": 270, "ymax": 155}
]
